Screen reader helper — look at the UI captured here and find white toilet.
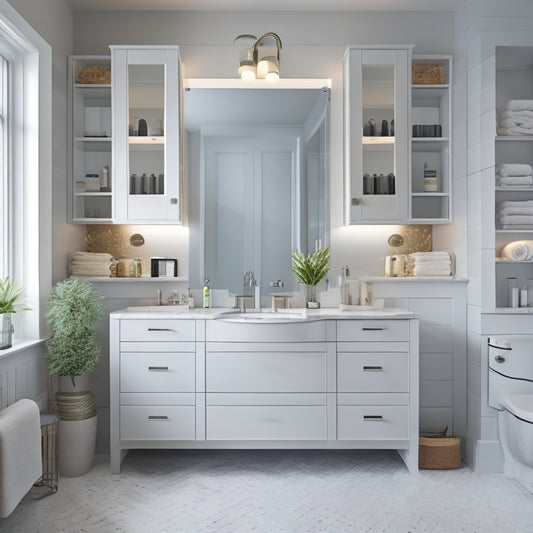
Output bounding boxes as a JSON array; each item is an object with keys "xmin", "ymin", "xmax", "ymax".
[{"xmin": 488, "ymin": 337, "xmax": 533, "ymax": 493}]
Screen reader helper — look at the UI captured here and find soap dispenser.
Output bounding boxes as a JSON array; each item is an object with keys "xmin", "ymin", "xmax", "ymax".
[
  {"xmin": 203, "ymin": 278, "xmax": 211, "ymax": 309},
  {"xmin": 339, "ymin": 266, "xmax": 351, "ymax": 305}
]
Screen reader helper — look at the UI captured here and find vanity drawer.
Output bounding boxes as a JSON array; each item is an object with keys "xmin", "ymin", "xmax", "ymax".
[
  {"xmin": 206, "ymin": 353, "xmax": 326, "ymax": 393},
  {"xmin": 206, "ymin": 405, "xmax": 326, "ymax": 440},
  {"xmin": 120, "ymin": 352, "xmax": 195, "ymax": 393},
  {"xmin": 336, "ymin": 320, "xmax": 409, "ymax": 342},
  {"xmin": 337, "ymin": 353, "xmax": 409, "ymax": 393},
  {"xmin": 120, "ymin": 319, "xmax": 195, "ymax": 342},
  {"xmin": 120, "ymin": 405, "xmax": 195, "ymax": 440},
  {"xmin": 206, "ymin": 320, "xmax": 327, "ymax": 343},
  {"xmin": 337, "ymin": 405, "xmax": 409, "ymax": 440}
]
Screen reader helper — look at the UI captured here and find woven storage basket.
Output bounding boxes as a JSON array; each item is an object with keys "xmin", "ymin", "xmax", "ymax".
[
  {"xmin": 76, "ymin": 65, "xmax": 111, "ymax": 84},
  {"xmin": 419, "ymin": 433, "xmax": 461, "ymax": 469},
  {"xmin": 412, "ymin": 64, "xmax": 444, "ymax": 85}
]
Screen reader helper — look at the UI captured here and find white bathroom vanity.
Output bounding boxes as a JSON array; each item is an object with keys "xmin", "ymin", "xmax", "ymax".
[{"xmin": 109, "ymin": 307, "xmax": 419, "ymax": 474}]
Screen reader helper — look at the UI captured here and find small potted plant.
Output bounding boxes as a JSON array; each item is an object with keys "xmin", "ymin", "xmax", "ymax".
[
  {"xmin": 291, "ymin": 246, "xmax": 330, "ymax": 308},
  {"xmin": 45, "ymin": 276, "xmax": 105, "ymax": 476},
  {"xmin": 0, "ymin": 277, "xmax": 29, "ymax": 350}
]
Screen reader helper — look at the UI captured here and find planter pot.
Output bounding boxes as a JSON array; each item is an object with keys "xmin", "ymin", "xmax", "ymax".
[
  {"xmin": 59, "ymin": 415, "xmax": 97, "ymax": 477},
  {"xmin": 58, "ymin": 372, "xmax": 91, "ymax": 393},
  {"xmin": 305, "ymin": 284, "xmax": 320, "ymax": 309},
  {"xmin": 0, "ymin": 313, "xmax": 14, "ymax": 350}
]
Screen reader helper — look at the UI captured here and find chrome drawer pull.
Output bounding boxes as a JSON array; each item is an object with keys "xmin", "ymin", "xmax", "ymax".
[
  {"xmin": 147, "ymin": 328, "xmax": 174, "ymax": 332},
  {"xmin": 148, "ymin": 366, "xmax": 169, "ymax": 372},
  {"xmin": 362, "ymin": 327, "xmax": 384, "ymax": 331},
  {"xmin": 148, "ymin": 415, "xmax": 168, "ymax": 421},
  {"xmin": 363, "ymin": 415, "xmax": 384, "ymax": 421},
  {"xmin": 363, "ymin": 365, "xmax": 383, "ymax": 372}
]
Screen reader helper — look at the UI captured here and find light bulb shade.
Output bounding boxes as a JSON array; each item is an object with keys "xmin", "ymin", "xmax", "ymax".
[{"xmin": 239, "ymin": 63, "xmax": 257, "ymax": 80}]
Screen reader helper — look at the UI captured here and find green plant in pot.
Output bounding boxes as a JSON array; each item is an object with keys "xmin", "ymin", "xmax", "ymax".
[
  {"xmin": 45, "ymin": 276, "xmax": 105, "ymax": 477},
  {"xmin": 0, "ymin": 277, "xmax": 29, "ymax": 350},
  {"xmin": 291, "ymin": 246, "xmax": 330, "ymax": 308}
]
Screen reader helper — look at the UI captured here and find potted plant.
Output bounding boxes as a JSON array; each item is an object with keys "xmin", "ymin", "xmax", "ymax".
[
  {"xmin": 45, "ymin": 276, "xmax": 105, "ymax": 476},
  {"xmin": 291, "ymin": 246, "xmax": 330, "ymax": 308},
  {"xmin": 0, "ymin": 277, "xmax": 29, "ymax": 350}
]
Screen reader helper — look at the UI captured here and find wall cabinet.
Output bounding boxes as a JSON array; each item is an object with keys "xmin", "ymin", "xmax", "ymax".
[
  {"xmin": 68, "ymin": 56, "xmax": 113, "ymax": 223},
  {"xmin": 110, "ymin": 313, "xmax": 419, "ymax": 474},
  {"xmin": 344, "ymin": 48, "xmax": 452, "ymax": 224},
  {"xmin": 111, "ymin": 46, "xmax": 182, "ymax": 223},
  {"xmin": 344, "ymin": 46, "xmax": 411, "ymax": 223}
]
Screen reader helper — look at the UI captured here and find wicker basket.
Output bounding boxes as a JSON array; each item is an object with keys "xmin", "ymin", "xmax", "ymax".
[
  {"xmin": 76, "ymin": 65, "xmax": 111, "ymax": 84},
  {"xmin": 412, "ymin": 64, "xmax": 444, "ymax": 85},
  {"xmin": 419, "ymin": 433, "xmax": 461, "ymax": 469}
]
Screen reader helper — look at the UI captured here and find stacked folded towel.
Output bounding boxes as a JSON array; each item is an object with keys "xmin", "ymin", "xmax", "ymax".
[
  {"xmin": 497, "ymin": 100, "xmax": 533, "ymax": 136},
  {"xmin": 70, "ymin": 251, "xmax": 112, "ymax": 277},
  {"xmin": 496, "ymin": 200, "xmax": 533, "ymax": 229},
  {"xmin": 496, "ymin": 163, "xmax": 533, "ymax": 187},
  {"xmin": 500, "ymin": 240, "xmax": 533, "ymax": 261},
  {"xmin": 409, "ymin": 251, "xmax": 452, "ymax": 277}
]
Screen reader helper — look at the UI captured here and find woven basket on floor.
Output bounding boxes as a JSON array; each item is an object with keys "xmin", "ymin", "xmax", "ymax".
[
  {"xmin": 419, "ymin": 433, "xmax": 461, "ymax": 469},
  {"xmin": 412, "ymin": 64, "xmax": 444, "ymax": 85}
]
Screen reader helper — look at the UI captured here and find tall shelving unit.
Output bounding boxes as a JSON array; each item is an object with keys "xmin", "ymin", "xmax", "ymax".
[
  {"xmin": 68, "ymin": 55, "xmax": 113, "ymax": 223},
  {"xmin": 410, "ymin": 55, "xmax": 452, "ymax": 223},
  {"xmin": 494, "ymin": 46, "xmax": 533, "ymax": 307}
]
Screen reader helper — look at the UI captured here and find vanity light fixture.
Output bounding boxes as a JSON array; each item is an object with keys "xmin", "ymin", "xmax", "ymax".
[{"xmin": 233, "ymin": 32, "xmax": 282, "ymax": 82}]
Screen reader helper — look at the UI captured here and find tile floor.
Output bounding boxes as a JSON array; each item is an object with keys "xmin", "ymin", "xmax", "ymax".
[{"xmin": 1, "ymin": 449, "xmax": 532, "ymax": 533}]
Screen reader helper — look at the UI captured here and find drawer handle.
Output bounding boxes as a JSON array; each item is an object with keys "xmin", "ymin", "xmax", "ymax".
[
  {"xmin": 147, "ymin": 328, "xmax": 174, "ymax": 332},
  {"xmin": 148, "ymin": 415, "xmax": 169, "ymax": 421},
  {"xmin": 362, "ymin": 327, "xmax": 384, "ymax": 331},
  {"xmin": 148, "ymin": 366, "xmax": 169, "ymax": 372},
  {"xmin": 363, "ymin": 365, "xmax": 383, "ymax": 372},
  {"xmin": 363, "ymin": 415, "xmax": 384, "ymax": 421}
]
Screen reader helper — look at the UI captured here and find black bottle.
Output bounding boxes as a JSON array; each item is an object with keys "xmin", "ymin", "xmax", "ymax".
[
  {"xmin": 138, "ymin": 118, "xmax": 148, "ymax": 136},
  {"xmin": 381, "ymin": 120, "xmax": 389, "ymax": 136}
]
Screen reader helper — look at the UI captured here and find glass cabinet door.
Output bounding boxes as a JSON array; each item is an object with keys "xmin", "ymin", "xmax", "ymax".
[
  {"xmin": 111, "ymin": 46, "xmax": 181, "ymax": 222},
  {"xmin": 345, "ymin": 47, "xmax": 410, "ymax": 223}
]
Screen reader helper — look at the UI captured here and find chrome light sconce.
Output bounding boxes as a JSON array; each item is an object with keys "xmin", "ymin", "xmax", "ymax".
[{"xmin": 233, "ymin": 32, "xmax": 283, "ymax": 82}]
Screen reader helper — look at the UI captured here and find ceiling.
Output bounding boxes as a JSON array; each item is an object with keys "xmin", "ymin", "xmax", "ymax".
[{"xmin": 66, "ymin": 0, "xmax": 463, "ymax": 12}]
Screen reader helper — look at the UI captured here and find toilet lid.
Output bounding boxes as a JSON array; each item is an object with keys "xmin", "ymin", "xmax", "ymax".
[{"xmin": 503, "ymin": 395, "xmax": 533, "ymax": 423}]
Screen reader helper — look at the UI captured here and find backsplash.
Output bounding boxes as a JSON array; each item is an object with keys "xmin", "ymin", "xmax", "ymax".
[{"xmin": 85, "ymin": 225, "xmax": 189, "ymax": 279}]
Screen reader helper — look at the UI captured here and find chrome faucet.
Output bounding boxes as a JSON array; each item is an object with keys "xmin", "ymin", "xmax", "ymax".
[{"xmin": 243, "ymin": 271, "xmax": 256, "ymax": 287}]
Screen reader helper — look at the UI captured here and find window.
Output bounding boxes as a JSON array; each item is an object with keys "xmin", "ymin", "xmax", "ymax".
[{"xmin": 0, "ymin": 2, "xmax": 52, "ymax": 346}]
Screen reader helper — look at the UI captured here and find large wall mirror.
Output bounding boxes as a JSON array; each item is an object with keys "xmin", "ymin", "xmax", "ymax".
[{"xmin": 186, "ymin": 80, "xmax": 330, "ymax": 307}]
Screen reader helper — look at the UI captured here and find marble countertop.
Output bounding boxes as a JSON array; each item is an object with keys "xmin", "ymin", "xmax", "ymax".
[{"xmin": 110, "ymin": 306, "xmax": 418, "ymax": 321}]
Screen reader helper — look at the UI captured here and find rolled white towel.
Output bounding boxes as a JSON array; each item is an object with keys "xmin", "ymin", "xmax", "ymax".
[
  {"xmin": 409, "ymin": 251, "xmax": 450, "ymax": 262},
  {"xmin": 501, "ymin": 240, "xmax": 533, "ymax": 261},
  {"xmin": 498, "ymin": 109, "xmax": 533, "ymax": 120},
  {"xmin": 499, "ymin": 117, "xmax": 533, "ymax": 129},
  {"xmin": 498, "ymin": 100, "xmax": 533, "ymax": 113},
  {"xmin": 496, "ymin": 163, "xmax": 533, "ymax": 177},
  {"xmin": 412, "ymin": 260, "xmax": 451, "ymax": 269},
  {"xmin": 72, "ymin": 251, "xmax": 113, "ymax": 262},
  {"xmin": 497, "ymin": 176, "xmax": 533, "ymax": 187}
]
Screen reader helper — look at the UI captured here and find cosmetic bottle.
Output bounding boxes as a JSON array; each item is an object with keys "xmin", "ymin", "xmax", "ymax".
[{"xmin": 203, "ymin": 278, "xmax": 211, "ymax": 309}]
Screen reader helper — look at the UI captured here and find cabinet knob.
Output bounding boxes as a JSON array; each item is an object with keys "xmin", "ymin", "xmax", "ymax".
[
  {"xmin": 495, "ymin": 355, "xmax": 506, "ymax": 363},
  {"xmin": 351, "ymin": 197, "xmax": 360, "ymax": 206},
  {"xmin": 170, "ymin": 197, "xmax": 178, "ymax": 205}
]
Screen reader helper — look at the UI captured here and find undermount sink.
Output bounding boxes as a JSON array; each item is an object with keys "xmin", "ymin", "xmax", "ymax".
[{"xmin": 217, "ymin": 310, "xmax": 308, "ymax": 322}]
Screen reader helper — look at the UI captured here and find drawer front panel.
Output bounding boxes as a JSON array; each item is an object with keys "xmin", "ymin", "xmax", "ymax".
[
  {"xmin": 336, "ymin": 320, "xmax": 409, "ymax": 342},
  {"xmin": 120, "ymin": 405, "xmax": 195, "ymax": 440},
  {"xmin": 120, "ymin": 319, "xmax": 195, "ymax": 342},
  {"xmin": 120, "ymin": 353, "xmax": 195, "ymax": 392},
  {"xmin": 206, "ymin": 405, "xmax": 326, "ymax": 440},
  {"xmin": 337, "ymin": 405, "xmax": 409, "ymax": 440},
  {"xmin": 337, "ymin": 353, "xmax": 409, "ymax": 393},
  {"xmin": 206, "ymin": 353, "xmax": 326, "ymax": 393},
  {"xmin": 206, "ymin": 320, "xmax": 327, "ymax": 343}
]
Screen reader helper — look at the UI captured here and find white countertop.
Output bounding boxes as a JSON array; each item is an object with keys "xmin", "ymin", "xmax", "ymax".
[{"xmin": 110, "ymin": 306, "xmax": 418, "ymax": 320}]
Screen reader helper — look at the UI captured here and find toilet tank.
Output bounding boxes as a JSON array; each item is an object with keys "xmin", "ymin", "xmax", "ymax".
[{"xmin": 488, "ymin": 336, "xmax": 533, "ymax": 410}]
